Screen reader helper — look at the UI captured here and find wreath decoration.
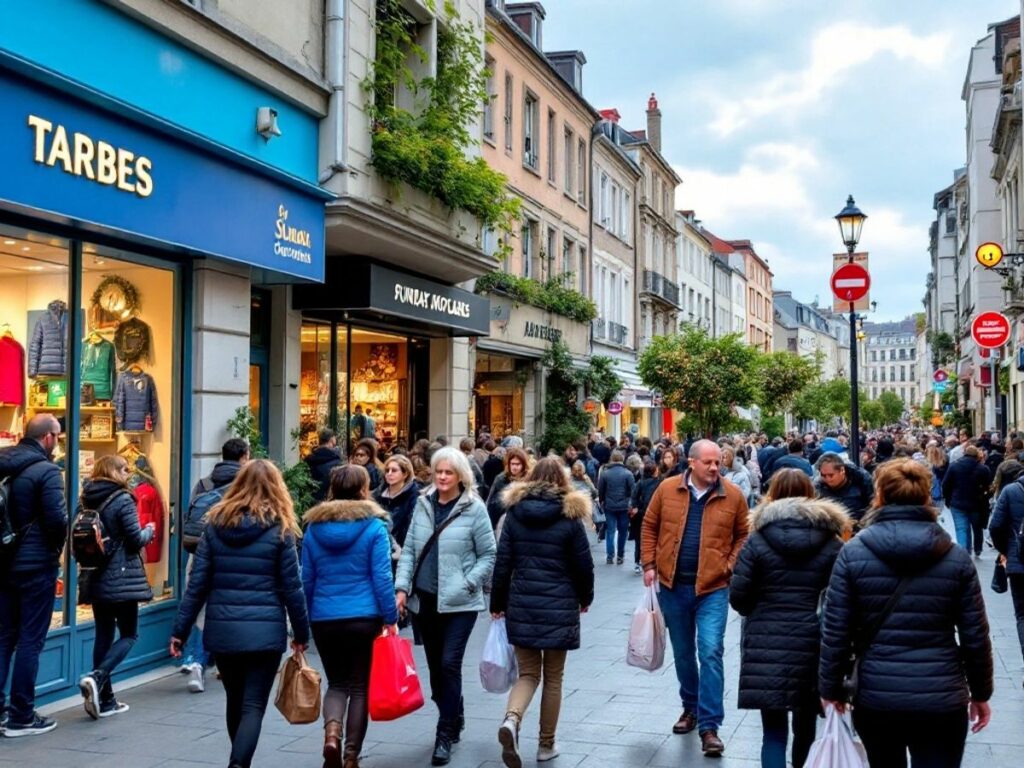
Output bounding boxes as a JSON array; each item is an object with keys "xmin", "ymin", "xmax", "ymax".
[{"xmin": 90, "ymin": 275, "xmax": 141, "ymax": 318}]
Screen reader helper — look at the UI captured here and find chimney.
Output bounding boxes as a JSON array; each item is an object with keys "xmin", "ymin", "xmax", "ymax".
[
  {"xmin": 646, "ymin": 92, "xmax": 662, "ymax": 152},
  {"xmin": 545, "ymin": 50, "xmax": 586, "ymax": 94}
]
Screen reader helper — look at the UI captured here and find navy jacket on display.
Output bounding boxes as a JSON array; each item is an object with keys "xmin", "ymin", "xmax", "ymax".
[
  {"xmin": 0, "ymin": 439, "xmax": 67, "ymax": 573},
  {"xmin": 27, "ymin": 300, "xmax": 68, "ymax": 377},
  {"xmin": 77, "ymin": 479, "xmax": 153, "ymax": 604},
  {"xmin": 114, "ymin": 369, "xmax": 159, "ymax": 431},
  {"xmin": 172, "ymin": 514, "xmax": 311, "ymax": 654}
]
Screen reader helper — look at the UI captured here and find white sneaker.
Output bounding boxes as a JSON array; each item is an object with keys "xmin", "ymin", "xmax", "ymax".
[
  {"xmin": 79, "ymin": 674, "xmax": 100, "ymax": 720},
  {"xmin": 537, "ymin": 744, "xmax": 560, "ymax": 762},
  {"xmin": 187, "ymin": 664, "xmax": 205, "ymax": 693},
  {"xmin": 98, "ymin": 701, "xmax": 129, "ymax": 718},
  {"xmin": 498, "ymin": 716, "xmax": 522, "ymax": 768}
]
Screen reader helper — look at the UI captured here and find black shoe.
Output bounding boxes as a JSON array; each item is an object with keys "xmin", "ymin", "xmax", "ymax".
[
  {"xmin": 98, "ymin": 699, "xmax": 129, "ymax": 718},
  {"xmin": 3, "ymin": 713, "xmax": 57, "ymax": 737},
  {"xmin": 0, "ymin": 708, "xmax": 8, "ymax": 733},
  {"xmin": 616, "ymin": 556, "xmax": 624, "ymax": 565},
  {"xmin": 431, "ymin": 733, "xmax": 452, "ymax": 765},
  {"xmin": 606, "ymin": 556, "xmax": 614, "ymax": 564}
]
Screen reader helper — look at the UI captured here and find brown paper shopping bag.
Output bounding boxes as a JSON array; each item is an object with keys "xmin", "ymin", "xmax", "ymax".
[{"xmin": 274, "ymin": 650, "xmax": 322, "ymax": 724}]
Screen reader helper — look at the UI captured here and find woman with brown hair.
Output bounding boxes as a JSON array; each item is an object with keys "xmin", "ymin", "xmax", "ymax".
[
  {"xmin": 485, "ymin": 447, "xmax": 530, "ymax": 529},
  {"xmin": 303, "ymin": 464, "xmax": 399, "ymax": 768},
  {"xmin": 170, "ymin": 459, "xmax": 310, "ymax": 768},
  {"xmin": 77, "ymin": 455, "xmax": 155, "ymax": 719},
  {"xmin": 491, "ymin": 457, "xmax": 594, "ymax": 767},
  {"xmin": 730, "ymin": 467, "xmax": 847, "ymax": 768},
  {"xmin": 373, "ymin": 454, "xmax": 421, "ymax": 551},
  {"xmin": 351, "ymin": 438, "xmax": 383, "ymax": 491},
  {"xmin": 820, "ymin": 459, "xmax": 993, "ymax": 767}
]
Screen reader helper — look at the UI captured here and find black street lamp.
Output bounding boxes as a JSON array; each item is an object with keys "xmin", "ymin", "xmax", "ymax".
[{"xmin": 835, "ymin": 195, "xmax": 867, "ymax": 466}]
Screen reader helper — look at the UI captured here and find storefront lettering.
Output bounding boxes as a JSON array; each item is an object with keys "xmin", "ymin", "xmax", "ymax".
[
  {"xmin": 393, "ymin": 283, "xmax": 472, "ymax": 318},
  {"xmin": 273, "ymin": 205, "xmax": 313, "ymax": 264},
  {"xmin": 523, "ymin": 321, "xmax": 562, "ymax": 343},
  {"xmin": 27, "ymin": 114, "xmax": 153, "ymax": 197}
]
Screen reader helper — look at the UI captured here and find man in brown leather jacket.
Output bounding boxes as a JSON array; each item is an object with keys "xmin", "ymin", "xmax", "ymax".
[{"xmin": 641, "ymin": 439, "xmax": 749, "ymax": 757}]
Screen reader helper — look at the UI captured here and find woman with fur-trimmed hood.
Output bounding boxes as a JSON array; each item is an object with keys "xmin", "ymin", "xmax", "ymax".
[
  {"xmin": 729, "ymin": 469, "xmax": 849, "ymax": 768},
  {"xmin": 490, "ymin": 457, "xmax": 595, "ymax": 767},
  {"xmin": 302, "ymin": 464, "xmax": 399, "ymax": 768}
]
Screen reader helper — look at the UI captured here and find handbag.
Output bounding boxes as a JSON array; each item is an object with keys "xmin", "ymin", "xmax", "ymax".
[
  {"xmin": 274, "ymin": 649, "xmax": 322, "ymax": 724},
  {"xmin": 591, "ymin": 500, "xmax": 606, "ymax": 526},
  {"xmin": 369, "ymin": 630, "xmax": 425, "ymax": 721},
  {"xmin": 992, "ymin": 560, "xmax": 1008, "ymax": 594},
  {"xmin": 842, "ymin": 576, "xmax": 912, "ymax": 701}
]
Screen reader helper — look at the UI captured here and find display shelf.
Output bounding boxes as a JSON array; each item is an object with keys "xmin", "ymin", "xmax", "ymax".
[
  {"xmin": 31, "ymin": 405, "xmax": 113, "ymax": 412},
  {"xmin": 80, "ymin": 438, "xmax": 116, "ymax": 444}
]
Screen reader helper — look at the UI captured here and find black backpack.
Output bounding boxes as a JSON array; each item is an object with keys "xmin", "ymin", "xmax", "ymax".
[
  {"xmin": 182, "ymin": 479, "xmax": 228, "ymax": 553},
  {"xmin": 0, "ymin": 458, "xmax": 47, "ymax": 567},
  {"xmin": 71, "ymin": 491, "xmax": 126, "ymax": 569}
]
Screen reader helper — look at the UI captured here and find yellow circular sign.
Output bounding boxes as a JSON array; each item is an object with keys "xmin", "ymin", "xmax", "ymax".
[{"xmin": 975, "ymin": 241, "xmax": 1003, "ymax": 269}]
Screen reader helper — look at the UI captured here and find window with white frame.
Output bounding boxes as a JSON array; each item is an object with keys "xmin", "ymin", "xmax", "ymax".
[
  {"xmin": 562, "ymin": 235, "xmax": 573, "ymax": 277},
  {"xmin": 483, "ymin": 57, "xmax": 496, "ymax": 142},
  {"xmin": 599, "ymin": 173, "xmax": 609, "ymax": 226},
  {"xmin": 521, "ymin": 219, "xmax": 537, "ymax": 278},
  {"xmin": 563, "ymin": 126, "xmax": 575, "ymax": 195},
  {"xmin": 503, "ymin": 73, "xmax": 513, "ymax": 152},
  {"xmin": 546, "ymin": 109, "xmax": 556, "ymax": 182},
  {"xmin": 523, "ymin": 91, "xmax": 538, "ymax": 169},
  {"xmin": 545, "ymin": 227, "xmax": 556, "ymax": 279},
  {"xmin": 611, "ymin": 183, "xmax": 619, "ymax": 234},
  {"xmin": 621, "ymin": 191, "xmax": 631, "ymax": 239},
  {"xmin": 623, "ymin": 277, "xmax": 630, "ymax": 333},
  {"xmin": 577, "ymin": 139, "xmax": 586, "ymax": 204}
]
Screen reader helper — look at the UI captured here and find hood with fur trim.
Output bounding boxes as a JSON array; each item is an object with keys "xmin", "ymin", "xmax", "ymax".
[
  {"xmin": 501, "ymin": 480, "xmax": 592, "ymax": 526},
  {"xmin": 751, "ymin": 496, "xmax": 849, "ymax": 559},
  {"xmin": 303, "ymin": 499, "xmax": 389, "ymax": 525}
]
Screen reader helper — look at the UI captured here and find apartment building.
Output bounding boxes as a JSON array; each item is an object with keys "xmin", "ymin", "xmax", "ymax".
[{"xmin": 677, "ymin": 211, "xmax": 715, "ymax": 332}]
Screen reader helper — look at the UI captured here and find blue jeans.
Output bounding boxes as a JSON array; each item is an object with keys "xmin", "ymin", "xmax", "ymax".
[
  {"xmin": 182, "ymin": 625, "xmax": 209, "ymax": 668},
  {"xmin": 0, "ymin": 568, "xmax": 58, "ymax": 723},
  {"xmin": 604, "ymin": 509, "xmax": 629, "ymax": 559},
  {"xmin": 950, "ymin": 508, "xmax": 982, "ymax": 555},
  {"xmin": 657, "ymin": 583, "xmax": 728, "ymax": 733}
]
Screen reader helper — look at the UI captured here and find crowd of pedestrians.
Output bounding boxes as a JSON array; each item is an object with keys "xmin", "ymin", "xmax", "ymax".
[{"xmin": 2, "ymin": 418, "xmax": 1023, "ymax": 768}]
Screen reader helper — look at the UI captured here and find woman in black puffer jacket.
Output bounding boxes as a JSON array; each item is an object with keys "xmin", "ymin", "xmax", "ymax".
[
  {"xmin": 171, "ymin": 460, "xmax": 310, "ymax": 768},
  {"xmin": 77, "ymin": 455, "xmax": 155, "ymax": 720},
  {"xmin": 490, "ymin": 458, "xmax": 594, "ymax": 766},
  {"xmin": 730, "ymin": 469, "xmax": 848, "ymax": 768},
  {"xmin": 819, "ymin": 459, "xmax": 993, "ymax": 768}
]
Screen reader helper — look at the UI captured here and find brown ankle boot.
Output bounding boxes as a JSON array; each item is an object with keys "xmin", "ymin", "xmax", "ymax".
[
  {"xmin": 323, "ymin": 721, "xmax": 342, "ymax": 768},
  {"xmin": 342, "ymin": 745, "xmax": 360, "ymax": 768}
]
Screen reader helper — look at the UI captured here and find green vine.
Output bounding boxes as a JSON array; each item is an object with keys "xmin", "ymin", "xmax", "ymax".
[
  {"xmin": 475, "ymin": 271, "xmax": 598, "ymax": 323},
  {"xmin": 365, "ymin": 0, "xmax": 520, "ymax": 253}
]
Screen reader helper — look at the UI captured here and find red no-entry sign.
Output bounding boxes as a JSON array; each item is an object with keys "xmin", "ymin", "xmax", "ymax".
[
  {"xmin": 971, "ymin": 311, "xmax": 1010, "ymax": 349},
  {"xmin": 933, "ymin": 369, "xmax": 949, "ymax": 383},
  {"xmin": 830, "ymin": 262, "xmax": 871, "ymax": 303}
]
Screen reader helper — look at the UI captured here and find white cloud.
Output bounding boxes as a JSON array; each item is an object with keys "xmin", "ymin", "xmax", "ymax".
[{"xmin": 708, "ymin": 22, "xmax": 952, "ymax": 136}]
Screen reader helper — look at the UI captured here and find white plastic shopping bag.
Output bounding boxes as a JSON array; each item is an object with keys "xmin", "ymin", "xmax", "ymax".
[
  {"xmin": 804, "ymin": 705, "xmax": 868, "ymax": 768},
  {"xmin": 480, "ymin": 617, "xmax": 518, "ymax": 693},
  {"xmin": 626, "ymin": 582, "xmax": 666, "ymax": 671}
]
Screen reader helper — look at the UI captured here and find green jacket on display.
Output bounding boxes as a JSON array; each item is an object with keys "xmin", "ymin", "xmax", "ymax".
[{"xmin": 81, "ymin": 337, "xmax": 116, "ymax": 401}]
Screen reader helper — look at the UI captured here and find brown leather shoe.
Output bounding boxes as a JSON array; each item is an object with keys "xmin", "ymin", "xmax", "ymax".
[
  {"xmin": 323, "ymin": 721, "xmax": 342, "ymax": 768},
  {"xmin": 672, "ymin": 711, "xmax": 697, "ymax": 734},
  {"xmin": 700, "ymin": 730, "xmax": 724, "ymax": 757}
]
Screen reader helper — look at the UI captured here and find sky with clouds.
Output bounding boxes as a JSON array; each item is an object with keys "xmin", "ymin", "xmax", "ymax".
[{"xmin": 542, "ymin": 0, "xmax": 1018, "ymax": 322}]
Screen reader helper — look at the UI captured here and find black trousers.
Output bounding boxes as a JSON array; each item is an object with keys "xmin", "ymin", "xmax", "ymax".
[
  {"xmin": 413, "ymin": 591, "xmax": 476, "ymax": 734},
  {"xmin": 853, "ymin": 707, "xmax": 967, "ymax": 768},
  {"xmin": 91, "ymin": 601, "xmax": 139, "ymax": 703},
  {"xmin": 1010, "ymin": 573, "xmax": 1024, "ymax": 665},
  {"xmin": 216, "ymin": 651, "xmax": 281, "ymax": 768},
  {"xmin": 313, "ymin": 618, "xmax": 380, "ymax": 755}
]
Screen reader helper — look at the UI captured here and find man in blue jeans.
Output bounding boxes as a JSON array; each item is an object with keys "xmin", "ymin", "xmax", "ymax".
[
  {"xmin": 0, "ymin": 415, "xmax": 68, "ymax": 737},
  {"xmin": 641, "ymin": 440, "xmax": 749, "ymax": 757}
]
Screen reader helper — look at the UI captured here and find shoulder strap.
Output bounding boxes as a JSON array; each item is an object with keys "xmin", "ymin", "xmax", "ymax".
[
  {"xmin": 200, "ymin": 476, "xmax": 215, "ymax": 493},
  {"xmin": 854, "ymin": 575, "xmax": 913, "ymax": 655},
  {"xmin": 410, "ymin": 503, "xmax": 465, "ymax": 590}
]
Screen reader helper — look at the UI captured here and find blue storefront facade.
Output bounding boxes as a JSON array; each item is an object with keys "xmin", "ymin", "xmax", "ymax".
[{"xmin": 0, "ymin": 1, "xmax": 327, "ymax": 707}]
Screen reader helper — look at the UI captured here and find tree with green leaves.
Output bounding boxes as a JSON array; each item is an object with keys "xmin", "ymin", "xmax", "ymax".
[
  {"xmin": 755, "ymin": 351, "xmax": 820, "ymax": 417},
  {"xmin": 638, "ymin": 327, "xmax": 759, "ymax": 438},
  {"xmin": 876, "ymin": 391, "xmax": 906, "ymax": 425}
]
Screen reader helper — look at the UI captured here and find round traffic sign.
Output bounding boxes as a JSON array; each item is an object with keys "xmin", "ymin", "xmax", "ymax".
[
  {"xmin": 975, "ymin": 241, "xmax": 1003, "ymax": 269},
  {"xmin": 933, "ymin": 369, "xmax": 949, "ymax": 383},
  {"xmin": 830, "ymin": 262, "xmax": 871, "ymax": 303},
  {"xmin": 607, "ymin": 400, "xmax": 623, "ymax": 415},
  {"xmin": 971, "ymin": 311, "xmax": 1010, "ymax": 349}
]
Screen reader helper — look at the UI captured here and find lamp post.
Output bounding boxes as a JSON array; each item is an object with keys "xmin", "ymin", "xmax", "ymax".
[{"xmin": 835, "ymin": 195, "xmax": 867, "ymax": 466}]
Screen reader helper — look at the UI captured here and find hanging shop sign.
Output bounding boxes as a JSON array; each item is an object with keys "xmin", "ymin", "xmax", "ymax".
[{"xmin": 0, "ymin": 67, "xmax": 327, "ymax": 281}]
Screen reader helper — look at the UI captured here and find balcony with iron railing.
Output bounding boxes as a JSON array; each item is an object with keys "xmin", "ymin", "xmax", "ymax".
[
  {"xmin": 592, "ymin": 318, "xmax": 631, "ymax": 347},
  {"xmin": 641, "ymin": 269, "xmax": 681, "ymax": 307}
]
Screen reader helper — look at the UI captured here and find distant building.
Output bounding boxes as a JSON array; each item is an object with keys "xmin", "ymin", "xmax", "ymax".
[
  {"xmin": 676, "ymin": 211, "xmax": 715, "ymax": 332},
  {"xmin": 862, "ymin": 317, "xmax": 920, "ymax": 410}
]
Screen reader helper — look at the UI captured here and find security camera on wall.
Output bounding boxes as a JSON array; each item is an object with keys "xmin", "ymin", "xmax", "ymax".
[{"xmin": 256, "ymin": 107, "xmax": 281, "ymax": 141}]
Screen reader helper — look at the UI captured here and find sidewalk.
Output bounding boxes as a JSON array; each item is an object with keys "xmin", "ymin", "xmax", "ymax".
[{"xmin": 2, "ymin": 537, "xmax": 1022, "ymax": 768}]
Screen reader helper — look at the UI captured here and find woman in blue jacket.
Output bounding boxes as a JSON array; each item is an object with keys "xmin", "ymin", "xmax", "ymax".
[
  {"xmin": 303, "ymin": 464, "xmax": 399, "ymax": 768},
  {"xmin": 170, "ymin": 460, "xmax": 310, "ymax": 768}
]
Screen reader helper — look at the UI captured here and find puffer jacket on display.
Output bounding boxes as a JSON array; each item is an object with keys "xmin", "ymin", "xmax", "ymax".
[
  {"xmin": 172, "ymin": 514, "xmax": 310, "ymax": 653},
  {"xmin": 301, "ymin": 499, "xmax": 399, "ymax": 624},
  {"xmin": 818, "ymin": 504, "xmax": 993, "ymax": 712},
  {"xmin": 28, "ymin": 300, "xmax": 68, "ymax": 377},
  {"xmin": 730, "ymin": 497, "xmax": 847, "ymax": 709},
  {"xmin": 77, "ymin": 479, "xmax": 154, "ymax": 604},
  {"xmin": 114, "ymin": 369, "xmax": 159, "ymax": 431},
  {"xmin": 490, "ymin": 481, "xmax": 594, "ymax": 650}
]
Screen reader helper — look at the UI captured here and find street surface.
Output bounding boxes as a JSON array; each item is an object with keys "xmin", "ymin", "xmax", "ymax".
[{"xmin": 5, "ymin": 533, "xmax": 1023, "ymax": 768}]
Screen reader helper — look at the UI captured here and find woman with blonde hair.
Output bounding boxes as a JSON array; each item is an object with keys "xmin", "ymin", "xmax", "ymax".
[
  {"xmin": 820, "ymin": 459, "xmax": 992, "ymax": 766},
  {"xmin": 395, "ymin": 447, "xmax": 496, "ymax": 765},
  {"xmin": 171, "ymin": 459, "xmax": 310, "ymax": 768},
  {"xmin": 373, "ymin": 454, "xmax": 421, "ymax": 551},
  {"xmin": 77, "ymin": 455, "xmax": 155, "ymax": 719}
]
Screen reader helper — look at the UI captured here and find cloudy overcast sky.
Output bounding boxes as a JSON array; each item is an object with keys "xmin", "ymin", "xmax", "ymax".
[{"xmin": 543, "ymin": 0, "xmax": 1017, "ymax": 322}]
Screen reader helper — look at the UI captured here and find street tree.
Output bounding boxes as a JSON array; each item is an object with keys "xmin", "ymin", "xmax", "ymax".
[
  {"xmin": 876, "ymin": 391, "xmax": 905, "ymax": 425},
  {"xmin": 755, "ymin": 351, "xmax": 820, "ymax": 417},
  {"xmin": 638, "ymin": 327, "xmax": 759, "ymax": 438}
]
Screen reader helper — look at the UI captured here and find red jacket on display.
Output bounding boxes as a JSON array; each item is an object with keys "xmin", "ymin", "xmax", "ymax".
[
  {"xmin": 0, "ymin": 335, "xmax": 25, "ymax": 406},
  {"xmin": 134, "ymin": 481, "xmax": 164, "ymax": 563}
]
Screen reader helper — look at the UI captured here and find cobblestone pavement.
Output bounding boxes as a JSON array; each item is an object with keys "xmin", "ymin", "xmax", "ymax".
[{"xmin": 4, "ymin": 532, "xmax": 1022, "ymax": 767}]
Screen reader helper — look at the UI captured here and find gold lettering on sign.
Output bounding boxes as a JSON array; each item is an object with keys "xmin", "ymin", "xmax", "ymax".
[{"xmin": 27, "ymin": 114, "xmax": 154, "ymax": 198}]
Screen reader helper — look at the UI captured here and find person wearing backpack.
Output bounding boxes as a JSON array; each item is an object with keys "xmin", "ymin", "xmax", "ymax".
[
  {"xmin": 989, "ymin": 461, "xmax": 1024, "ymax": 688},
  {"xmin": 76, "ymin": 456, "xmax": 155, "ymax": 720},
  {"xmin": 181, "ymin": 438, "xmax": 249, "ymax": 693},
  {"xmin": 0, "ymin": 414, "xmax": 67, "ymax": 737}
]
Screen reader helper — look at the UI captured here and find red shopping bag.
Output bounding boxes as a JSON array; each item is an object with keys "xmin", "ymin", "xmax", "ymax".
[{"xmin": 369, "ymin": 631, "xmax": 425, "ymax": 721}]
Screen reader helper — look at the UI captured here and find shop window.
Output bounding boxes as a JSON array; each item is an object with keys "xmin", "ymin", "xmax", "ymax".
[{"xmin": 299, "ymin": 322, "xmax": 334, "ymax": 457}]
